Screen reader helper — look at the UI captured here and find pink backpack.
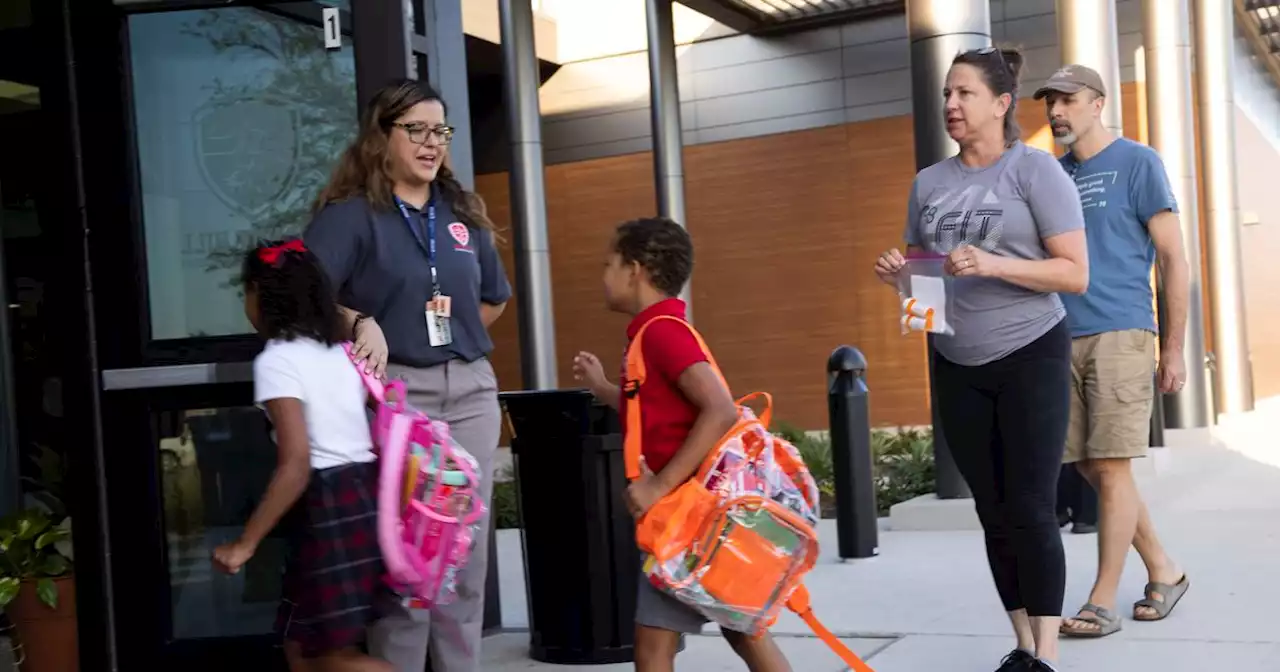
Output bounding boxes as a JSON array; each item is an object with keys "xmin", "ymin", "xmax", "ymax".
[{"xmin": 344, "ymin": 344, "xmax": 487, "ymax": 608}]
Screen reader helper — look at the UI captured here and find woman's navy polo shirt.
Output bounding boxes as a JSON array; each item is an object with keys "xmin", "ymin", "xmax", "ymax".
[{"xmin": 304, "ymin": 193, "xmax": 512, "ymax": 368}]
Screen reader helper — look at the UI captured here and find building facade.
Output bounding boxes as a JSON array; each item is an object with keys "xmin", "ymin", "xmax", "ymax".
[{"xmin": 481, "ymin": 0, "xmax": 1280, "ymax": 432}]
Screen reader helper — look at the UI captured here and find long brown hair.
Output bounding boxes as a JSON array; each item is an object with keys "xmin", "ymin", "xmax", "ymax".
[{"xmin": 314, "ymin": 79, "xmax": 497, "ymax": 234}]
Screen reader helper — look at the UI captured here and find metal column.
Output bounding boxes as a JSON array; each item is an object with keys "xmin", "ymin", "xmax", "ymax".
[
  {"xmin": 1056, "ymin": 0, "xmax": 1124, "ymax": 137},
  {"xmin": 353, "ymin": 0, "xmax": 473, "ymax": 183},
  {"xmin": 1141, "ymin": 0, "xmax": 1212, "ymax": 427},
  {"xmin": 352, "ymin": 0, "xmax": 413, "ymax": 105},
  {"xmin": 500, "ymin": 0, "xmax": 559, "ymax": 389},
  {"xmin": 1194, "ymin": 0, "xmax": 1254, "ymax": 414},
  {"xmin": 645, "ymin": 0, "xmax": 692, "ymax": 312},
  {"xmin": 418, "ymin": 0, "xmax": 477, "ymax": 189},
  {"xmin": 906, "ymin": 0, "xmax": 992, "ymax": 500}
]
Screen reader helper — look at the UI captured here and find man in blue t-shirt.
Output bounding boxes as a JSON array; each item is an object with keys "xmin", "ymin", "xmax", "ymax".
[{"xmin": 1035, "ymin": 65, "xmax": 1192, "ymax": 639}]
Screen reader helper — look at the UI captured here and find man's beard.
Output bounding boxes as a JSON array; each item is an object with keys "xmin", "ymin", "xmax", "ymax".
[{"xmin": 1052, "ymin": 125, "xmax": 1077, "ymax": 146}]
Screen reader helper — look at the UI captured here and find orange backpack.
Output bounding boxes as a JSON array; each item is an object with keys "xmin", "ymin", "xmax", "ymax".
[{"xmin": 624, "ymin": 315, "xmax": 875, "ymax": 672}]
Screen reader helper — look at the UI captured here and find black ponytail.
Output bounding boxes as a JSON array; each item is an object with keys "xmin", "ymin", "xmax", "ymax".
[{"xmin": 242, "ymin": 239, "xmax": 342, "ymax": 345}]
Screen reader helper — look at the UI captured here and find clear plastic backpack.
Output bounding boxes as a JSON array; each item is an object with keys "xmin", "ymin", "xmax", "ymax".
[{"xmin": 345, "ymin": 344, "xmax": 487, "ymax": 609}]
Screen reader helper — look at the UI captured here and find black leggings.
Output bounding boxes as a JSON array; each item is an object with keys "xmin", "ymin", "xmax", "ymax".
[{"xmin": 933, "ymin": 320, "xmax": 1071, "ymax": 617}]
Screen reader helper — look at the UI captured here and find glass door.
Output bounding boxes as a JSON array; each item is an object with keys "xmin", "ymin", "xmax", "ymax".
[
  {"xmin": 90, "ymin": 1, "xmax": 358, "ymax": 666},
  {"xmin": 125, "ymin": 1, "xmax": 357, "ymax": 351},
  {"xmin": 101, "ymin": 384, "xmax": 295, "ymax": 666}
]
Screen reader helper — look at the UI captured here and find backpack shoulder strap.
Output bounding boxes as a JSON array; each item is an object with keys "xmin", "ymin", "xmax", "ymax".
[
  {"xmin": 343, "ymin": 342, "xmax": 386, "ymax": 404},
  {"xmin": 622, "ymin": 315, "xmax": 728, "ymax": 480}
]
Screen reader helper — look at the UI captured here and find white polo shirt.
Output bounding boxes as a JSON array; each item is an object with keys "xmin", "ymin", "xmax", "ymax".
[{"xmin": 253, "ymin": 337, "xmax": 376, "ymax": 470}]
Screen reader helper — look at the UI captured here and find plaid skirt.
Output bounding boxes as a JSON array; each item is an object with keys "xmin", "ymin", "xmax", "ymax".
[{"xmin": 276, "ymin": 460, "xmax": 384, "ymax": 657}]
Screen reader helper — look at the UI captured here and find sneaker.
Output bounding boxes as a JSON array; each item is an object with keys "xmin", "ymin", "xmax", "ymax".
[
  {"xmin": 1028, "ymin": 659, "xmax": 1060, "ymax": 672},
  {"xmin": 995, "ymin": 649, "xmax": 1035, "ymax": 671}
]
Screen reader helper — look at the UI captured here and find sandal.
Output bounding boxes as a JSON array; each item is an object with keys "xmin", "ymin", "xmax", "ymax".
[
  {"xmin": 1060, "ymin": 603, "xmax": 1122, "ymax": 638},
  {"xmin": 1133, "ymin": 574, "xmax": 1190, "ymax": 621}
]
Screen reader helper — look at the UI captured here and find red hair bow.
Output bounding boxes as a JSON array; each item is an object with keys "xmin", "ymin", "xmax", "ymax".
[{"xmin": 258, "ymin": 239, "xmax": 307, "ymax": 265}]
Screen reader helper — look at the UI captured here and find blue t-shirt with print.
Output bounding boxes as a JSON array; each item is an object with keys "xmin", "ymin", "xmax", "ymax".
[{"xmin": 1058, "ymin": 137, "xmax": 1178, "ymax": 338}]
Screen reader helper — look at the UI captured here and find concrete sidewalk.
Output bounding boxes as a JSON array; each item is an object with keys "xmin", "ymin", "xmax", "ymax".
[{"xmin": 486, "ymin": 399, "xmax": 1280, "ymax": 671}]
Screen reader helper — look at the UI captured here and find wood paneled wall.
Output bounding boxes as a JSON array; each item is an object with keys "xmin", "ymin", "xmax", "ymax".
[
  {"xmin": 478, "ymin": 81, "xmax": 1208, "ymax": 431},
  {"xmin": 479, "ymin": 118, "xmax": 928, "ymax": 431}
]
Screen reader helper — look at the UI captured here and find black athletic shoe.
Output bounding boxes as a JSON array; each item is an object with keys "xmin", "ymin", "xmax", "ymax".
[
  {"xmin": 996, "ymin": 649, "xmax": 1035, "ymax": 671},
  {"xmin": 1027, "ymin": 659, "xmax": 1060, "ymax": 672}
]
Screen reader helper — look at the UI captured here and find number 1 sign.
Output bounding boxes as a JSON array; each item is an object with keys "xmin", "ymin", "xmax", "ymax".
[{"xmin": 323, "ymin": 7, "xmax": 341, "ymax": 50}]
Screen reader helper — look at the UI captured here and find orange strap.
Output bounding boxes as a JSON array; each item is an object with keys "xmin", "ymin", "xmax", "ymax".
[
  {"xmin": 622, "ymin": 316, "xmax": 776, "ymax": 479},
  {"xmin": 623, "ymin": 316, "xmax": 725, "ymax": 480},
  {"xmin": 786, "ymin": 586, "xmax": 877, "ymax": 672}
]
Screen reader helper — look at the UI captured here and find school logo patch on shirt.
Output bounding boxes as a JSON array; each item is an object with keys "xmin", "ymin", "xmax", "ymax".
[{"xmin": 448, "ymin": 222, "xmax": 472, "ymax": 252}]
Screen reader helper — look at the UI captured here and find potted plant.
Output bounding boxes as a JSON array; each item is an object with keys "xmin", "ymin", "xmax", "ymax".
[{"xmin": 0, "ymin": 508, "xmax": 77, "ymax": 672}]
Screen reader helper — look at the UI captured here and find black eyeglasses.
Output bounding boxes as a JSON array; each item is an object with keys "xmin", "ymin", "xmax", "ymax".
[{"xmin": 391, "ymin": 122, "xmax": 454, "ymax": 146}]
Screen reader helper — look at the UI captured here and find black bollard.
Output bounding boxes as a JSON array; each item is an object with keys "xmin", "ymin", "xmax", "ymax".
[{"xmin": 826, "ymin": 346, "xmax": 880, "ymax": 559}]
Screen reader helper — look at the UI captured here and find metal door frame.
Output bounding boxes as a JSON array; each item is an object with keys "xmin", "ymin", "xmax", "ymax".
[
  {"xmin": 53, "ymin": 0, "xmax": 494, "ymax": 668},
  {"xmin": 51, "ymin": 1, "xmax": 358, "ymax": 668}
]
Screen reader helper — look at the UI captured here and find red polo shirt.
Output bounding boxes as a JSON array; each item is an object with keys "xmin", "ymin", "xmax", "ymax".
[{"xmin": 619, "ymin": 298, "xmax": 708, "ymax": 473}]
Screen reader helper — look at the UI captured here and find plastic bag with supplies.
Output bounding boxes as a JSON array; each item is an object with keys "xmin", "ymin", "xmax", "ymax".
[{"xmin": 895, "ymin": 252, "xmax": 955, "ymax": 336}]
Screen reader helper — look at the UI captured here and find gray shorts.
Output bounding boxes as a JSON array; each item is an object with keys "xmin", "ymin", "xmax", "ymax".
[{"xmin": 635, "ymin": 570, "xmax": 708, "ymax": 635}]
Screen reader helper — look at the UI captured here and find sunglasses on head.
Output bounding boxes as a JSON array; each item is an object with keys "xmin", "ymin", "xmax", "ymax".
[{"xmin": 967, "ymin": 47, "xmax": 1015, "ymax": 73}]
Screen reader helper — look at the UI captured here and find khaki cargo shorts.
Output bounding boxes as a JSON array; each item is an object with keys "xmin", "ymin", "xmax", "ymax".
[{"xmin": 1064, "ymin": 329, "xmax": 1157, "ymax": 464}]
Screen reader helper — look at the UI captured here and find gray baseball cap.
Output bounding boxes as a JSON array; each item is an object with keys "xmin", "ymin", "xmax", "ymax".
[{"xmin": 1033, "ymin": 64, "xmax": 1106, "ymax": 99}]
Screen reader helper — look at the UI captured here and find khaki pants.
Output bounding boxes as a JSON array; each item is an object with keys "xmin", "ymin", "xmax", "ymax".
[
  {"xmin": 1064, "ymin": 329, "xmax": 1156, "ymax": 464},
  {"xmin": 368, "ymin": 358, "xmax": 501, "ymax": 672}
]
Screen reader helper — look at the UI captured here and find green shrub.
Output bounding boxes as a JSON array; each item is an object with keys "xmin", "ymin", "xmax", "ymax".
[
  {"xmin": 491, "ymin": 465, "xmax": 521, "ymax": 530},
  {"xmin": 782, "ymin": 425, "xmax": 937, "ymax": 517},
  {"xmin": 869, "ymin": 427, "xmax": 936, "ymax": 515}
]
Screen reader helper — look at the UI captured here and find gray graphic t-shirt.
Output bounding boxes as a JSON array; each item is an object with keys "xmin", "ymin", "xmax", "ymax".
[{"xmin": 904, "ymin": 141, "xmax": 1085, "ymax": 366}]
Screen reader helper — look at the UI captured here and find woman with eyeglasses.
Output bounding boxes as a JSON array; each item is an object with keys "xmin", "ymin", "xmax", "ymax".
[
  {"xmin": 303, "ymin": 79, "xmax": 511, "ymax": 672},
  {"xmin": 874, "ymin": 47, "xmax": 1088, "ymax": 672}
]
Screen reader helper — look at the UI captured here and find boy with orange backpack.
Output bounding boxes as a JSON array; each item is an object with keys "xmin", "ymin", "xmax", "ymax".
[{"xmin": 572, "ymin": 217, "xmax": 793, "ymax": 672}]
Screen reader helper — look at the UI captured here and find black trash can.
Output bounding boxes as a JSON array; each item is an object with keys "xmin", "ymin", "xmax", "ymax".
[{"xmin": 500, "ymin": 389, "xmax": 639, "ymax": 665}]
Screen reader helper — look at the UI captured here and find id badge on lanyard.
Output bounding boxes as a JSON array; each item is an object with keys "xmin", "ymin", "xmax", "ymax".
[{"xmin": 396, "ymin": 197, "xmax": 453, "ymax": 347}]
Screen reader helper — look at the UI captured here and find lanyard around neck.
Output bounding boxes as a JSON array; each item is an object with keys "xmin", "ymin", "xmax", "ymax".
[{"xmin": 394, "ymin": 196, "xmax": 440, "ymax": 296}]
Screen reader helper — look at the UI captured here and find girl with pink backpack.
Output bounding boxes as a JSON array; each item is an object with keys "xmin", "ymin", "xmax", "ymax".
[{"xmin": 212, "ymin": 240, "xmax": 390, "ymax": 672}]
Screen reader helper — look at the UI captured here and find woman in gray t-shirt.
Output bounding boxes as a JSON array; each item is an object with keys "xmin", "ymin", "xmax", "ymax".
[{"xmin": 875, "ymin": 48, "xmax": 1088, "ymax": 672}]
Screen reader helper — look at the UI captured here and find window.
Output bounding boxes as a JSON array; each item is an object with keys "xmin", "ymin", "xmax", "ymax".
[{"xmin": 129, "ymin": 7, "xmax": 356, "ymax": 340}]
